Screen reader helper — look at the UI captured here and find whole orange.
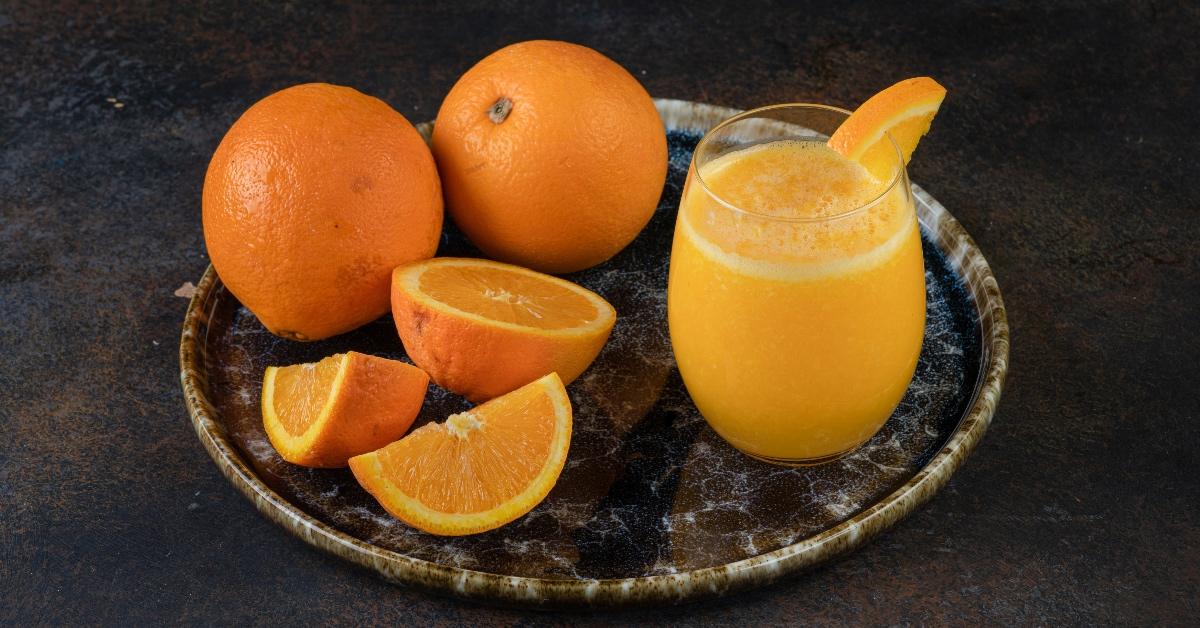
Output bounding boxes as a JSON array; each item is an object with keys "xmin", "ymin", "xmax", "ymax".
[
  {"xmin": 432, "ymin": 40, "xmax": 667, "ymax": 274},
  {"xmin": 203, "ymin": 83, "xmax": 443, "ymax": 341}
]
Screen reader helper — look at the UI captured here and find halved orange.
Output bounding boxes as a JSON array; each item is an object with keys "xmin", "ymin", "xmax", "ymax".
[
  {"xmin": 261, "ymin": 351, "xmax": 429, "ymax": 468},
  {"xmin": 391, "ymin": 257, "xmax": 616, "ymax": 402},
  {"xmin": 349, "ymin": 372, "xmax": 573, "ymax": 536},
  {"xmin": 827, "ymin": 76, "xmax": 947, "ymax": 179}
]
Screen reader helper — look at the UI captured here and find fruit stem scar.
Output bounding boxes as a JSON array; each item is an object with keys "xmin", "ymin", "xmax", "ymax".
[{"xmin": 488, "ymin": 97, "xmax": 513, "ymax": 124}]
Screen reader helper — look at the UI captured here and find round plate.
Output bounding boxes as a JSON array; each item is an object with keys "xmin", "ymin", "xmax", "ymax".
[{"xmin": 180, "ymin": 99, "xmax": 1009, "ymax": 608}]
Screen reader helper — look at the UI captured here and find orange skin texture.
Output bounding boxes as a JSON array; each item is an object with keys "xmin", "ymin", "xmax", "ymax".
[
  {"xmin": 262, "ymin": 352, "xmax": 430, "ymax": 468},
  {"xmin": 390, "ymin": 264, "xmax": 615, "ymax": 403},
  {"xmin": 203, "ymin": 83, "xmax": 443, "ymax": 341},
  {"xmin": 431, "ymin": 40, "xmax": 667, "ymax": 274}
]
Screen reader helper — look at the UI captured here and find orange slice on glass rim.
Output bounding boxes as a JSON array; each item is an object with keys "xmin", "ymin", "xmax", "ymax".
[
  {"xmin": 261, "ymin": 351, "xmax": 429, "ymax": 468},
  {"xmin": 828, "ymin": 76, "xmax": 947, "ymax": 179},
  {"xmin": 349, "ymin": 372, "xmax": 572, "ymax": 536}
]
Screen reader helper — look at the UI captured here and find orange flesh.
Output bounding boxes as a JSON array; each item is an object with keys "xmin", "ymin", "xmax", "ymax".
[
  {"xmin": 418, "ymin": 264, "xmax": 600, "ymax": 330},
  {"xmin": 375, "ymin": 383, "xmax": 555, "ymax": 513},
  {"xmin": 827, "ymin": 76, "xmax": 946, "ymax": 179},
  {"xmin": 853, "ymin": 111, "xmax": 939, "ymax": 179},
  {"xmin": 271, "ymin": 354, "xmax": 342, "ymax": 436},
  {"xmin": 262, "ymin": 352, "xmax": 431, "ymax": 469}
]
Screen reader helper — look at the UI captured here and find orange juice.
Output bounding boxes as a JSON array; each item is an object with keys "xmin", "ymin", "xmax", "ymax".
[{"xmin": 668, "ymin": 136, "xmax": 925, "ymax": 463}]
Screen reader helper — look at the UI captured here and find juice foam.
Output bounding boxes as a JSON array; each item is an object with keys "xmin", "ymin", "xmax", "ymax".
[{"xmin": 681, "ymin": 140, "xmax": 914, "ymax": 279}]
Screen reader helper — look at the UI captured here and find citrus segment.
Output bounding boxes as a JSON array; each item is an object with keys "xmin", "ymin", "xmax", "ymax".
[
  {"xmin": 827, "ymin": 77, "xmax": 946, "ymax": 179},
  {"xmin": 349, "ymin": 372, "xmax": 573, "ymax": 536},
  {"xmin": 261, "ymin": 351, "xmax": 429, "ymax": 468},
  {"xmin": 391, "ymin": 257, "xmax": 616, "ymax": 402},
  {"xmin": 417, "ymin": 263, "xmax": 601, "ymax": 330},
  {"xmin": 269, "ymin": 353, "xmax": 345, "ymax": 437}
]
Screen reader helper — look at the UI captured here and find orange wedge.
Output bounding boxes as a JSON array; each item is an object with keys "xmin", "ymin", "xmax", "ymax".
[
  {"xmin": 349, "ymin": 372, "xmax": 573, "ymax": 536},
  {"xmin": 827, "ymin": 76, "xmax": 947, "ymax": 179},
  {"xmin": 391, "ymin": 257, "xmax": 616, "ymax": 402},
  {"xmin": 261, "ymin": 351, "xmax": 429, "ymax": 468}
]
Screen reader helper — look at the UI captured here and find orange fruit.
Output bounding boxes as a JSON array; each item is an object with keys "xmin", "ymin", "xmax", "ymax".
[
  {"xmin": 349, "ymin": 372, "xmax": 572, "ymax": 536},
  {"xmin": 261, "ymin": 351, "xmax": 429, "ymax": 468},
  {"xmin": 391, "ymin": 257, "xmax": 615, "ymax": 402},
  {"xmin": 203, "ymin": 83, "xmax": 443, "ymax": 341},
  {"xmin": 827, "ymin": 76, "xmax": 947, "ymax": 179},
  {"xmin": 431, "ymin": 40, "xmax": 667, "ymax": 274}
]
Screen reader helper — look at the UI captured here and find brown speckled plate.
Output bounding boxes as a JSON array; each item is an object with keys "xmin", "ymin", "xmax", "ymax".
[{"xmin": 180, "ymin": 99, "xmax": 1008, "ymax": 608}]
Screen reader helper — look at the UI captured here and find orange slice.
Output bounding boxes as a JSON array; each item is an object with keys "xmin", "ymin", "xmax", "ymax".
[
  {"xmin": 349, "ymin": 372, "xmax": 573, "ymax": 536},
  {"xmin": 827, "ymin": 76, "xmax": 947, "ymax": 179},
  {"xmin": 391, "ymin": 257, "xmax": 616, "ymax": 402},
  {"xmin": 261, "ymin": 351, "xmax": 429, "ymax": 468}
]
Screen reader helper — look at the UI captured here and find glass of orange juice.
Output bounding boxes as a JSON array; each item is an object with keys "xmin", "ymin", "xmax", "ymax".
[{"xmin": 668, "ymin": 104, "xmax": 926, "ymax": 465}]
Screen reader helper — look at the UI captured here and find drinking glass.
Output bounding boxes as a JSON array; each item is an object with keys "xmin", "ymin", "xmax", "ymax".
[{"xmin": 667, "ymin": 104, "xmax": 926, "ymax": 465}]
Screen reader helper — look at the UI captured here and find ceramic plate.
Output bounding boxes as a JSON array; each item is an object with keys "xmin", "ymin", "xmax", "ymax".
[{"xmin": 180, "ymin": 99, "xmax": 1009, "ymax": 608}]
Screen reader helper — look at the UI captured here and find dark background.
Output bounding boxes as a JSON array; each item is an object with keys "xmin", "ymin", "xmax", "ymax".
[{"xmin": 2, "ymin": 1, "xmax": 1196, "ymax": 624}]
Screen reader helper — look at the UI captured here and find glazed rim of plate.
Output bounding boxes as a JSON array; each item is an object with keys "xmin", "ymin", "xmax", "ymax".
[{"xmin": 179, "ymin": 99, "xmax": 1009, "ymax": 608}]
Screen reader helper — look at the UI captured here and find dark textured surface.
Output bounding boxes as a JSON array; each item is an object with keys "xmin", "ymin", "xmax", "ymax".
[
  {"xmin": 1, "ymin": 0, "xmax": 1196, "ymax": 624},
  {"xmin": 197, "ymin": 128, "xmax": 980, "ymax": 583}
]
